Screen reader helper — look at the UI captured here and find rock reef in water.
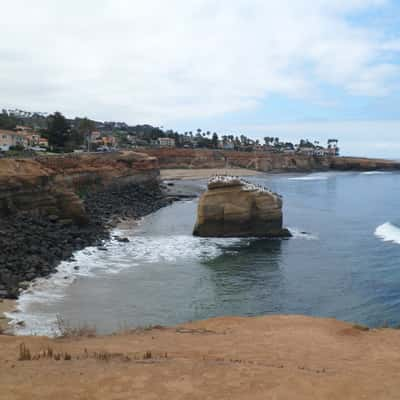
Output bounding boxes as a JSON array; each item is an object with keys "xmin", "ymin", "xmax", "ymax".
[{"xmin": 193, "ymin": 176, "xmax": 291, "ymax": 238}]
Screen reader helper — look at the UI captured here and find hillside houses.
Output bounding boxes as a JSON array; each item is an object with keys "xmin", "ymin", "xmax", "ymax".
[
  {"xmin": 0, "ymin": 109, "xmax": 340, "ymax": 156},
  {"xmin": 0, "ymin": 130, "xmax": 27, "ymax": 151},
  {"xmin": 0, "ymin": 127, "xmax": 48, "ymax": 152}
]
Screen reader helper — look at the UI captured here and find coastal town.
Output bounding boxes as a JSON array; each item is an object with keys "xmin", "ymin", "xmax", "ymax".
[{"xmin": 0, "ymin": 108, "xmax": 339, "ymax": 157}]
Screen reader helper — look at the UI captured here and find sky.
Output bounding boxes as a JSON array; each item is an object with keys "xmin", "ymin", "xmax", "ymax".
[{"xmin": 1, "ymin": 0, "xmax": 400, "ymax": 157}]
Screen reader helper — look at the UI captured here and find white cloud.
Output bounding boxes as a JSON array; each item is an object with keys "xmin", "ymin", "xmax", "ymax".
[{"xmin": 0, "ymin": 0, "xmax": 399, "ymax": 124}]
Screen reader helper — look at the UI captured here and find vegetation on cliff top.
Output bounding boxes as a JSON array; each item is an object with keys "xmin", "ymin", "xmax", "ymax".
[{"xmin": 0, "ymin": 108, "xmax": 338, "ymax": 155}]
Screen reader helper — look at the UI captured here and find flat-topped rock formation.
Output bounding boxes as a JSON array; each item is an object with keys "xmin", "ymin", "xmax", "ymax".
[{"xmin": 193, "ymin": 176, "xmax": 291, "ymax": 237}]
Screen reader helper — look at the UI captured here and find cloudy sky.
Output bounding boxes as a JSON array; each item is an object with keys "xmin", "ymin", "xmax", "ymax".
[{"xmin": 1, "ymin": 0, "xmax": 400, "ymax": 157}]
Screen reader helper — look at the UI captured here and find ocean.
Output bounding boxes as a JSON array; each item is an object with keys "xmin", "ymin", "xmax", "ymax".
[{"xmin": 8, "ymin": 170, "xmax": 400, "ymax": 335}]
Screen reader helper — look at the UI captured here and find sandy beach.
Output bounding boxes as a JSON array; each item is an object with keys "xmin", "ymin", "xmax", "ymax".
[
  {"xmin": 0, "ymin": 299, "xmax": 15, "ymax": 333},
  {"xmin": 1, "ymin": 315, "xmax": 400, "ymax": 399},
  {"xmin": 160, "ymin": 168, "xmax": 263, "ymax": 180}
]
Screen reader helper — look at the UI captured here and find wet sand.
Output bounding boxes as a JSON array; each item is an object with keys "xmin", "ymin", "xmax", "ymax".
[
  {"xmin": 160, "ymin": 168, "xmax": 262, "ymax": 180},
  {"xmin": 1, "ymin": 315, "xmax": 400, "ymax": 399}
]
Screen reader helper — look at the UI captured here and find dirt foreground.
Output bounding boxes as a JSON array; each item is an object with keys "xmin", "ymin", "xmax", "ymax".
[{"xmin": 1, "ymin": 315, "xmax": 400, "ymax": 399}]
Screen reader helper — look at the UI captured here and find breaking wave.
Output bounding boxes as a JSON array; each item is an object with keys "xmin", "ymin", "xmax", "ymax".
[
  {"xmin": 288, "ymin": 228, "xmax": 318, "ymax": 240},
  {"xmin": 288, "ymin": 173, "xmax": 329, "ymax": 181},
  {"xmin": 6, "ymin": 231, "xmax": 243, "ymax": 335},
  {"xmin": 375, "ymin": 222, "xmax": 400, "ymax": 245},
  {"xmin": 362, "ymin": 171, "xmax": 390, "ymax": 175}
]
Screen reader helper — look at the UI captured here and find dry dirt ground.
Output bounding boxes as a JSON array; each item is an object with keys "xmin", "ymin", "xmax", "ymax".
[
  {"xmin": 1, "ymin": 315, "xmax": 400, "ymax": 399},
  {"xmin": 160, "ymin": 168, "xmax": 262, "ymax": 180}
]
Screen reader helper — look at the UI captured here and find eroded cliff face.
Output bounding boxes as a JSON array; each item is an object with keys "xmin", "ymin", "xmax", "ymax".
[
  {"xmin": 142, "ymin": 149, "xmax": 400, "ymax": 172},
  {"xmin": 330, "ymin": 157, "xmax": 400, "ymax": 171},
  {"xmin": 142, "ymin": 149, "xmax": 330, "ymax": 172},
  {"xmin": 0, "ymin": 152, "xmax": 159, "ymax": 224},
  {"xmin": 193, "ymin": 176, "xmax": 290, "ymax": 238},
  {"xmin": 0, "ymin": 152, "xmax": 164, "ymax": 299}
]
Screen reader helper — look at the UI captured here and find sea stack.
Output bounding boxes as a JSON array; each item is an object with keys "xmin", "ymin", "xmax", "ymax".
[{"xmin": 193, "ymin": 176, "xmax": 291, "ymax": 238}]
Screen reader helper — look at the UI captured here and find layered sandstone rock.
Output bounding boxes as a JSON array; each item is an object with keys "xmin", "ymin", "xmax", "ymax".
[
  {"xmin": 143, "ymin": 148, "xmax": 330, "ymax": 172},
  {"xmin": 330, "ymin": 156, "xmax": 400, "ymax": 171},
  {"xmin": 0, "ymin": 151, "xmax": 159, "ymax": 224},
  {"xmin": 142, "ymin": 148, "xmax": 400, "ymax": 172},
  {"xmin": 193, "ymin": 176, "xmax": 291, "ymax": 237}
]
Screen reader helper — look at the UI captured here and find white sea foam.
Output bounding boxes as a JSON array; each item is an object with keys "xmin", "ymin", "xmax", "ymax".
[
  {"xmin": 375, "ymin": 222, "xmax": 400, "ymax": 245},
  {"xmin": 361, "ymin": 171, "xmax": 390, "ymax": 175},
  {"xmin": 6, "ymin": 231, "xmax": 243, "ymax": 335},
  {"xmin": 288, "ymin": 227, "xmax": 318, "ymax": 240},
  {"xmin": 6, "ymin": 216, "xmax": 317, "ymax": 336},
  {"xmin": 288, "ymin": 173, "xmax": 329, "ymax": 181}
]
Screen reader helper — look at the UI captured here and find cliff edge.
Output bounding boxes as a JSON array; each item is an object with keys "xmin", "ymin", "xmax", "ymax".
[
  {"xmin": 1, "ymin": 315, "xmax": 400, "ymax": 399},
  {"xmin": 193, "ymin": 176, "xmax": 291, "ymax": 237},
  {"xmin": 0, "ymin": 151, "xmax": 159, "ymax": 223}
]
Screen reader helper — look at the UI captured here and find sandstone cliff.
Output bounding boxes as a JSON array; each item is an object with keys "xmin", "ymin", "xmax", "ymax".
[
  {"xmin": 143, "ymin": 148, "xmax": 330, "ymax": 172},
  {"xmin": 331, "ymin": 156, "xmax": 400, "ymax": 171},
  {"xmin": 142, "ymin": 148, "xmax": 400, "ymax": 172},
  {"xmin": 0, "ymin": 152, "xmax": 165, "ymax": 299},
  {"xmin": 193, "ymin": 176, "xmax": 290, "ymax": 237},
  {"xmin": 0, "ymin": 152, "xmax": 159, "ymax": 223}
]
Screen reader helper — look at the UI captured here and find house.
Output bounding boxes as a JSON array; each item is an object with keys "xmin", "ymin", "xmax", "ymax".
[
  {"xmin": 25, "ymin": 133, "xmax": 41, "ymax": 147},
  {"xmin": 262, "ymin": 145, "xmax": 275, "ymax": 152},
  {"xmin": 100, "ymin": 136, "xmax": 117, "ymax": 147},
  {"xmin": 253, "ymin": 144, "xmax": 264, "ymax": 152},
  {"xmin": 327, "ymin": 139, "xmax": 339, "ymax": 156},
  {"xmin": 283, "ymin": 147, "xmax": 296, "ymax": 154},
  {"xmin": 38, "ymin": 137, "xmax": 49, "ymax": 148},
  {"xmin": 0, "ymin": 130, "xmax": 28, "ymax": 151},
  {"xmin": 158, "ymin": 137, "xmax": 175, "ymax": 148},
  {"xmin": 298, "ymin": 146, "xmax": 315, "ymax": 156},
  {"xmin": 15, "ymin": 125, "xmax": 33, "ymax": 133},
  {"xmin": 90, "ymin": 131, "xmax": 102, "ymax": 143},
  {"xmin": 314, "ymin": 148, "xmax": 327, "ymax": 157},
  {"xmin": 218, "ymin": 141, "xmax": 235, "ymax": 150}
]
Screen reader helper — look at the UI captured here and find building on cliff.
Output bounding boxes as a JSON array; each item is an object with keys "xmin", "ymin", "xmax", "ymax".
[
  {"xmin": 158, "ymin": 137, "xmax": 176, "ymax": 148},
  {"xmin": 0, "ymin": 130, "xmax": 28, "ymax": 151}
]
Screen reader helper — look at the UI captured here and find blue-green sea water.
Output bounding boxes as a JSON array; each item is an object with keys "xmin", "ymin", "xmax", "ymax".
[{"xmin": 9, "ymin": 170, "xmax": 400, "ymax": 335}]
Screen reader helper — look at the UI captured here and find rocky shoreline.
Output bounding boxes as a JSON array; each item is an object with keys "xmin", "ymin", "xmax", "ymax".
[{"xmin": 0, "ymin": 180, "xmax": 172, "ymax": 300}]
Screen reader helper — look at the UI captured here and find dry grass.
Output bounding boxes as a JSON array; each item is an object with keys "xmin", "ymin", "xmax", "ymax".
[
  {"xmin": 17, "ymin": 343, "xmax": 167, "ymax": 364},
  {"xmin": 352, "ymin": 324, "xmax": 370, "ymax": 332},
  {"xmin": 18, "ymin": 343, "xmax": 31, "ymax": 361},
  {"xmin": 18, "ymin": 344, "xmax": 73, "ymax": 362},
  {"xmin": 56, "ymin": 315, "xmax": 97, "ymax": 338}
]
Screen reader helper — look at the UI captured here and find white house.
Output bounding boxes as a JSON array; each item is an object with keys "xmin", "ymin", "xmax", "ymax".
[
  {"xmin": 158, "ymin": 137, "xmax": 175, "ymax": 148},
  {"xmin": 0, "ymin": 130, "xmax": 27, "ymax": 151}
]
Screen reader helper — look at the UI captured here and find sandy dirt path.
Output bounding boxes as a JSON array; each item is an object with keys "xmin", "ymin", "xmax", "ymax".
[{"xmin": 1, "ymin": 315, "xmax": 400, "ymax": 399}]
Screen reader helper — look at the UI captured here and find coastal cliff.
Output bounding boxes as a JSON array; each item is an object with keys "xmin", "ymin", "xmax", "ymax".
[
  {"xmin": 193, "ymin": 176, "xmax": 290, "ymax": 237},
  {"xmin": 0, "ymin": 152, "xmax": 159, "ymax": 223},
  {"xmin": 143, "ymin": 148, "xmax": 330, "ymax": 172},
  {"xmin": 0, "ymin": 152, "xmax": 169, "ymax": 299},
  {"xmin": 143, "ymin": 148, "xmax": 400, "ymax": 172},
  {"xmin": 331, "ymin": 156, "xmax": 400, "ymax": 171}
]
